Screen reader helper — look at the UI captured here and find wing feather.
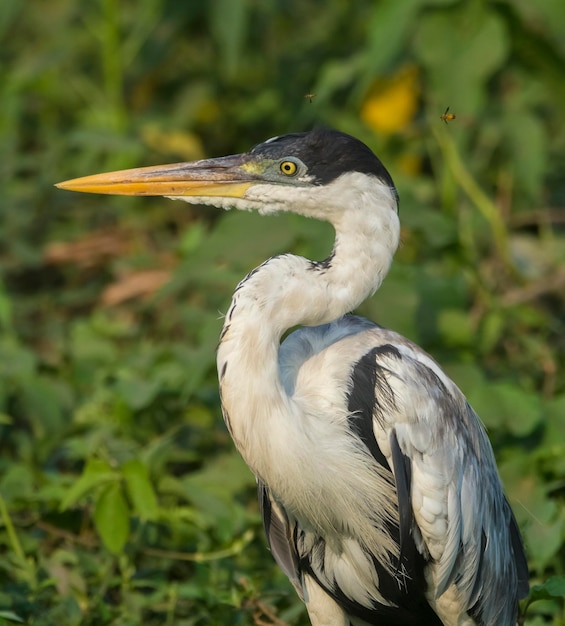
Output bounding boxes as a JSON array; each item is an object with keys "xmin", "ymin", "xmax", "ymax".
[
  {"xmin": 363, "ymin": 328, "xmax": 528, "ymax": 625},
  {"xmin": 269, "ymin": 315, "xmax": 528, "ymax": 625},
  {"xmin": 258, "ymin": 480, "xmax": 303, "ymax": 597}
]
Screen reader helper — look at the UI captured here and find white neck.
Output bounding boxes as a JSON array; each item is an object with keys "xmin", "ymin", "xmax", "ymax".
[{"xmin": 216, "ymin": 174, "xmax": 400, "ymax": 486}]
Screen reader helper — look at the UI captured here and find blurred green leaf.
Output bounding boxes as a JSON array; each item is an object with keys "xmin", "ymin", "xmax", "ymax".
[
  {"xmin": 0, "ymin": 339, "xmax": 36, "ymax": 381},
  {"xmin": 437, "ymin": 308, "xmax": 473, "ymax": 348},
  {"xmin": 0, "ymin": 464, "xmax": 34, "ymax": 504},
  {"xmin": 478, "ymin": 310, "xmax": 505, "ymax": 354},
  {"xmin": 122, "ymin": 459, "xmax": 159, "ymax": 521},
  {"xmin": 504, "ymin": 111, "xmax": 547, "ymax": 200},
  {"xmin": 542, "ymin": 395, "xmax": 565, "ymax": 448},
  {"xmin": 366, "ymin": 262, "xmax": 418, "ymax": 339},
  {"xmin": 526, "ymin": 514, "xmax": 565, "ymax": 572},
  {"xmin": 402, "ymin": 207, "xmax": 457, "ymax": 250},
  {"xmin": 209, "ymin": 0, "xmax": 248, "ymax": 80},
  {"xmin": 0, "ymin": 280, "xmax": 13, "ymax": 332},
  {"xmin": 94, "ymin": 482, "xmax": 130, "ymax": 555},
  {"xmin": 69, "ymin": 320, "xmax": 117, "ymax": 364},
  {"xmin": 358, "ymin": 0, "xmax": 422, "ymax": 95},
  {"xmin": 414, "ymin": 3, "xmax": 509, "ymax": 111},
  {"xmin": 60, "ymin": 458, "xmax": 116, "ymax": 511},
  {"xmin": 469, "ymin": 382, "xmax": 543, "ymax": 436},
  {"xmin": 0, "ymin": 611, "xmax": 24, "ymax": 623},
  {"xmin": 528, "ymin": 576, "xmax": 565, "ymax": 604},
  {"xmin": 115, "ymin": 376, "xmax": 160, "ymax": 411},
  {"xmin": 18, "ymin": 375, "xmax": 70, "ymax": 441}
]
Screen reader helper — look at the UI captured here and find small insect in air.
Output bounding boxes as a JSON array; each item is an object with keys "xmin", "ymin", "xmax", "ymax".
[
  {"xmin": 304, "ymin": 93, "xmax": 317, "ymax": 104},
  {"xmin": 440, "ymin": 107, "xmax": 456, "ymax": 124}
]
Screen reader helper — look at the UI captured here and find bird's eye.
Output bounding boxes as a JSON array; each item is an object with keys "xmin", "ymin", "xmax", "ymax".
[{"xmin": 280, "ymin": 160, "xmax": 298, "ymax": 176}]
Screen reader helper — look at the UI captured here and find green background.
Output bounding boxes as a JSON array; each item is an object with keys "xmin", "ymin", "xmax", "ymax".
[{"xmin": 1, "ymin": 0, "xmax": 565, "ymax": 624}]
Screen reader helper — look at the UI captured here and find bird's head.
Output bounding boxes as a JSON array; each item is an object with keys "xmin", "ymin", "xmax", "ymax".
[{"xmin": 57, "ymin": 129, "xmax": 398, "ymax": 223}]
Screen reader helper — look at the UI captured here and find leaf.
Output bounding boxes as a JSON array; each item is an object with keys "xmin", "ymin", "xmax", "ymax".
[
  {"xmin": 468, "ymin": 382, "xmax": 543, "ymax": 436},
  {"xmin": 414, "ymin": 3, "xmax": 509, "ymax": 112},
  {"xmin": 356, "ymin": 0, "xmax": 424, "ymax": 97},
  {"xmin": 0, "ymin": 0, "xmax": 21, "ymax": 42},
  {"xmin": 478, "ymin": 310, "xmax": 505, "ymax": 353},
  {"xmin": 179, "ymin": 221, "xmax": 207, "ymax": 256},
  {"xmin": 363, "ymin": 262, "xmax": 418, "ymax": 339},
  {"xmin": 0, "ymin": 280, "xmax": 13, "ymax": 331},
  {"xmin": 115, "ymin": 376, "xmax": 160, "ymax": 411},
  {"xmin": 443, "ymin": 362, "xmax": 485, "ymax": 395},
  {"xmin": 504, "ymin": 111, "xmax": 547, "ymax": 200},
  {"xmin": 528, "ymin": 576, "xmax": 565, "ymax": 604},
  {"xmin": 18, "ymin": 375, "xmax": 70, "ymax": 441},
  {"xmin": 0, "ymin": 464, "xmax": 34, "ymax": 504},
  {"xmin": 94, "ymin": 483, "xmax": 130, "ymax": 555},
  {"xmin": 414, "ymin": 268, "xmax": 469, "ymax": 344},
  {"xmin": 437, "ymin": 308, "xmax": 473, "ymax": 348},
  {"xmin": 182, "ymin": 453, "xmax": 255, "ymax": 539},
  {"xmin": 60, "ymin": 459, "xmax": 116, "ymax": 511},
  {"xmin": 0, "ymin": 413, "xmax": 13, "ymax": 425},
  {"xmin": 70, "ymin": 320, "xmax": 117, "ymax": 364},
  {"xmin": 401, "ymin": 206, "xmax": 457, "ymax": 250},
  {"xmin": 209, "ymin": 0, "xmax": 248, "ymax": 80},
  {"xmin": 525, "ymin": 514, "xmax": 565, "ymax": 571},
  {"xmin": 0, "ymin": 611, "xmax": 25, "ymax": 623},
  {"xmin": 122, "ymin": 459, "xmax": 159, "ymax": 521},
  {"xmin": 0, "ymin": 339, "xmax": 36, "ymax": 381},
  {"xmin": 542, "ymin": 395, "xmax": 565, "ymax": 449}
]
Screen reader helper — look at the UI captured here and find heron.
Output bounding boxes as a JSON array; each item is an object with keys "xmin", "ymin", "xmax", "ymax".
[{"xmin": 57, "ymin": 128, "xmax": 529, "ymax": 625}]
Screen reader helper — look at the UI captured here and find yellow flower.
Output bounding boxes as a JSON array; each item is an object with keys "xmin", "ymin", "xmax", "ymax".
[{"xmin": 361, "ymin": 65, "xmax": 419, "ymax": 134}]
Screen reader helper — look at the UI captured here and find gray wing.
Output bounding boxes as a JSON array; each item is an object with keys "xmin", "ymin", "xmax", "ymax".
[{"xmin": 349, "ymin": 334, "xmax": 529, "ymax": 625}]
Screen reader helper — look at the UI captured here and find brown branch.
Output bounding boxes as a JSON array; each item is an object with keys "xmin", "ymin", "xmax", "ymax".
[
  {"xmin": 509, "ymin": 208, "xmax": 565, "ymax": 228},
  {"xmin": 35, "ymin": 520, "xmax": 98, "ymax": 547},
  {"xmin": 243, "ymin": 598, "xmax": 291, "ymax": 626}
]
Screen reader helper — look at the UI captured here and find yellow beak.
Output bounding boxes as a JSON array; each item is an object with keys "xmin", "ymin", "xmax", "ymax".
[{"xmin": 55, "ymin": 154, "xmax": 256, "ymax": 198}]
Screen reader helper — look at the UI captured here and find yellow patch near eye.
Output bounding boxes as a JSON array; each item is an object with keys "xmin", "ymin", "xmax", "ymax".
[
  {"xmin": 241, "ymin": 162, "xmax": 265, "ymax": 175},
  {"xmin": 280, "ymin": 161, "xmax": 298, "ymax": 176}
]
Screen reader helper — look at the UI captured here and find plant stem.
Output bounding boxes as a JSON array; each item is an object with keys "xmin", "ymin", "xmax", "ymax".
[
  {"xmin": 433, "ymin": 126, "xmax": 518, "ymax": 278},
  {"xmin": 0, "ymin": 494, "xmax": 37, "ymax": 588}
]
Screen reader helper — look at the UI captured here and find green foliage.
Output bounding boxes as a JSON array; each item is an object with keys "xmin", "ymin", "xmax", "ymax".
[{"xmin": 1, "ymin": 0, "xmax": 565, "ymax": 624}]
